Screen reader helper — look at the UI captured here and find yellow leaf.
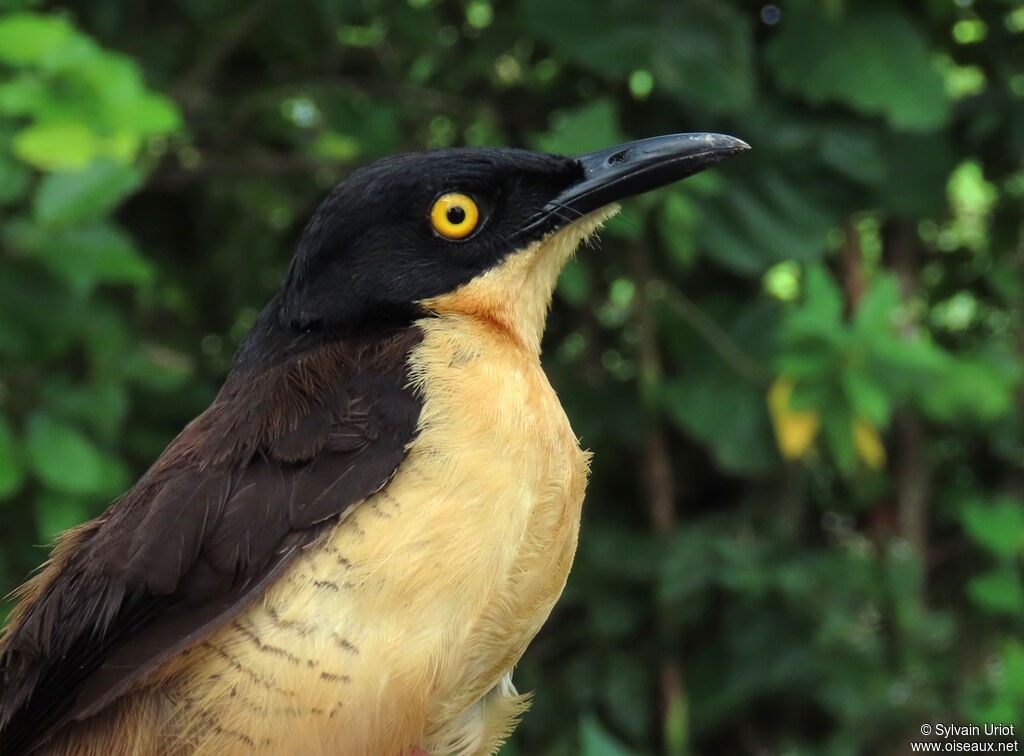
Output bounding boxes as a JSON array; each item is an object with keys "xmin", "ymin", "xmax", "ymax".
[
  {"xmin": 767, "ymin": 377, "xmax": 820, "ymax": 460},
  {"xmin": 852, "ymin": 417, "xmax": 886, "ymax": 469}
]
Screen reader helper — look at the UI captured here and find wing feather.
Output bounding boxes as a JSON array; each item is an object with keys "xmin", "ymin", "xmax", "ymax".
[{"xmin": 0, "ymin": 326, "xmax": 423, "ymax": 754}]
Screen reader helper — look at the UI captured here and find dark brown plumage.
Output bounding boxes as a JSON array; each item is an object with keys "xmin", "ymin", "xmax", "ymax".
[{"xmin": 0, "ymin": 325, "xmax": 422, "ymax": 753}]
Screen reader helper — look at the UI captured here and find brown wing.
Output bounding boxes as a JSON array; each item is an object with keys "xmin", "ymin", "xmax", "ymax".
[{"xmin": 0, "ymin": 326, "xmax": 423, "ymax": 754}]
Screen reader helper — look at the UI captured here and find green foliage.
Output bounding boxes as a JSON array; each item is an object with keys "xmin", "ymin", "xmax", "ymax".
[
  {"xmin": 519, "ymin": 0, "xmax": 753, "ymax": 114},
  {"xmin": 0, "ymin": 9, "xmax": 182, "ymax": 610},
  {"xmin": 0, "ymin": 415, "xmax": 23, "ymax": 499},
  {"xmin": 661, "ymin": 301, "xmax": 778, "ymax": 475},
  {"xmin": 961, "ymin": 496, "xmax": 1024, "ymax": 561},
  {"xmin": 767, "ymin": 6, "xmax": 951, "ymax": 131},
  {"xmin": 0, "ymin": 12, "xmax": 179, "ymax": 170},
  {"xmin": 960, "ymin": 495, "xmax": 1024, "ymax": 619},
  {"xmin": 34, "ymin": 160, "xmax": 143, "ymax": 224},
  {"xmin": 1, "ymin": 1, "xmax": 1023, "ymax": 753},
  {"xmin": 24, "ymin": 412, "xmax": 126, "ymax": 496},
  {"xmin": 968, "ymin": 569, "xmax": 1024, "ymax": 616}
]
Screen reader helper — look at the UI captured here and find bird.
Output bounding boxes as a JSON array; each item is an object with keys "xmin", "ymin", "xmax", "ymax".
[{"xmin": 0, "ymin": 132, "xmax": 748, "ymax": 755}]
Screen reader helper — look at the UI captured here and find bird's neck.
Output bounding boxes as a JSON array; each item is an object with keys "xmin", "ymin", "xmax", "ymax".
[{"xmin": 230, "ymin": 293, "xmax": 419, "ymax": 373}]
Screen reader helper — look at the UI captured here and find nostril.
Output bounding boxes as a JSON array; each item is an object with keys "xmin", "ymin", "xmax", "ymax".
[{"xmin": 607, "ymin": 149, "xmax": 629, "ymax": 166}]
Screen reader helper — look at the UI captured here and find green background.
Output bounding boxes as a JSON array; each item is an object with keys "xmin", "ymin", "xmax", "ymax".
[{"xmin": 1, "ymin": 0, "xmax": 1022, "ymax": 753}]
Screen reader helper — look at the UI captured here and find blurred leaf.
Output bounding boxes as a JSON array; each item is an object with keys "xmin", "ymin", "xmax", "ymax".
[
  {"xmin": 865, "ymin": 334, "xmax": 947, "ymax": 393},
  {"xmin": 658, "ymin": 191, "xmax": 700, "ymax": 268},
  {"xmin": 309, "ymin": 130, "xmax": 361, "ymax": 161},
  {"xmin": 556, "ymin": 258, "xmax": 590, "ymax": 306},
  {"xmin": 822, "ymin": 408, "xmax": 858, "ymax": 473},
  {"xmin": 841, "ymin": 372, "xmax": 890, "ymax": 427},
  {"xmin": 533, "ymin": 98, "xmax": 625, "ymax": 156},
  {"xmin": 774, "ymin": 347, "xmax": 834, "ymax": 383},
  {"xmin": 579, "ymin": 523, "xmax": 660, "ymax": 583},
  {"xmin": 767, "ymin": 7, "xmax": 951, "ymax": 132},
  {"xmin": 34, "ymin": 159, "xmax": 143, "ymax": 225},
  {"xmin": 804, "ymin": 265, "xmax": 845, "ymax": 325},
  {"xmin": 694, "ymin": 214, "xmax": 763, "ymax": 273},
  {"xmin": 688, "ymin": 606, "xmax": 823, "ymax": 731},
  {"xmin": 602, "ymin": 655, "xmax": 651, "ymax": 741},
  {"xmin": 518, "ymin": 0, "xmax": 753, "ymax": 113},
  {"xmin": 0, "ymin": 11, "xmax": 74, "ymax": 65},
  {"xmin": 13, "ymin": 121, "xmax": 101, "ymax": 171},
  {"xmin": 580, "ymin": 716, "xmax": 633, "ymax": 756},
  {"xmin": 0, "ymin": 153, "xmax": 30, "ymax": 206},
  {"xmin": 987, "ymin": 258, "xmax": 1024, "ymax": 305},
  {"xmin": 602, "ymin": 205, "xmax": 643, "ymax": 242},
  {"xmin": 851, "ymin": 417, "xmax": 885, "ymax": 470},
  {"xmin": 659, "ymin": 523, "xmax": 719, "ymax": 611},
  {"xmin": 319, "ymin": 97, "xmax": 399, "ymax": 158},
  {"xmin": 0, "ymin": 414, "xmax": 24, "ymax": 500},
  {"xmin": 6, "ymin": 221, "xmax": 154, "ymax": 294},
  {"xmin": 0, "ymin": 73, "xmax": 56, "ymax": 117},
  {"xmin": 649, "ymin": 1, "xmax": 753, "ymax": 113},
  {"xmin": 586, "ymin": 590, "xmax": 644, "ymax": 641},
  {"xmin": 24, "ymin": 413, "xmax": 120, "ymax": 496},
  {"xmin": 968, "ymin": 569, "xmax": 1024, "ymax": 616},
  {"xmin": 518, "ymin": 0, "xmax": 646, "ymax": 73},
  {"xmin": 877, "ymin": 132, "xmax": 957, "ymax": 217},
  {"xmin": 853, "ymin": 275, "xmax": 899, "ymax": 334},
  {"xmin": 818, "ymin": 126, "xmax": 885, "ymax": 185},
  {"xmin": 1, "ymin": 14, "xmax": 179, "ymax": 175},
  {"xmin": 1001, "ymin": 639, "xmax": 1024, "ymax": 704},
  {"xmin": 961, "ymin": 497, "xmax": 1024, "ymax": 560},
  {"xmin": 38, "ymin": 378, "xmax": 129, "ymax": 439},
  {"xmin": 34, "ymin": 490, "xmax": 94, "ymax": 540},
  {"xmin": 121, "ymin": 343, "xmax": 195, "ymax": 392},
  {"xmin": 780, "ymin": 265, "xmax": 844, "ymax": 349},
  {"xmin": 767, "ymin": 376, "xmax": 820, "ymax": 460},
  {"xmin": 665, "ymin": 373, "xmax": 777, "ymax": 474},
  {"xmin": 700, "ymin": 174, "xmax": 835, "ymax": 275},
  {"xmin": 122, "ymin": 92, "xmax": 180, "ymax": 135},
  {"xmin": 0, "ymin": 259, "xmax": 81, "ymax": 359},
  {"xmin": 914, "ymin": 354, "xmax": 1016, "ymax": 423},
  {"xmin": 71, "ymin": 53, "xmax": 179, "ymax": 135}
]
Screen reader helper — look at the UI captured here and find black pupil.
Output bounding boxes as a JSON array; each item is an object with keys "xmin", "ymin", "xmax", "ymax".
[{"xmin": 446, "ymin": 205, "xmax": 466, "ymax": 225}]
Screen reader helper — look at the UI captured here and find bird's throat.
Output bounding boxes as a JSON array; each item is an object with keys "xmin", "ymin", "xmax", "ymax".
[{"xmin": 419, "ymin": 205, "xmax": 618, "ymax": 354}]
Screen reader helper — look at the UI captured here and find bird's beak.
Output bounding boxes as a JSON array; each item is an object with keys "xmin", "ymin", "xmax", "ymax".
[{"xmin": 549, "ymin": 133, "xmax": 749, "ymax": 222}]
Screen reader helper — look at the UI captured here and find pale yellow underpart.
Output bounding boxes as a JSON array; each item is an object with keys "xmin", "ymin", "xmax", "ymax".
[{"xmin": 51, "ymin": 205, "xmax": 617, "ymax": 756}]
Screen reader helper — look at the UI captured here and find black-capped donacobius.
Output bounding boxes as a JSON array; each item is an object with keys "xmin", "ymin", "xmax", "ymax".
[{"xmin": 0, "ymin": 133, "xmax": 748, "ymax": 755}]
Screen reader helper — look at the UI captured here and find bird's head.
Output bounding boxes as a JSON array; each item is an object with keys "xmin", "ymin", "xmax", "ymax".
[{"xmin": 272, "ymin": 133, "xmax": 749, "ymax": 354}]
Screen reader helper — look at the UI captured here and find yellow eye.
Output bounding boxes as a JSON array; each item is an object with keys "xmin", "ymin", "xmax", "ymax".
[{"xmin": 430, "ymin": 193, "xmax": 480, "ymax": 240}]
